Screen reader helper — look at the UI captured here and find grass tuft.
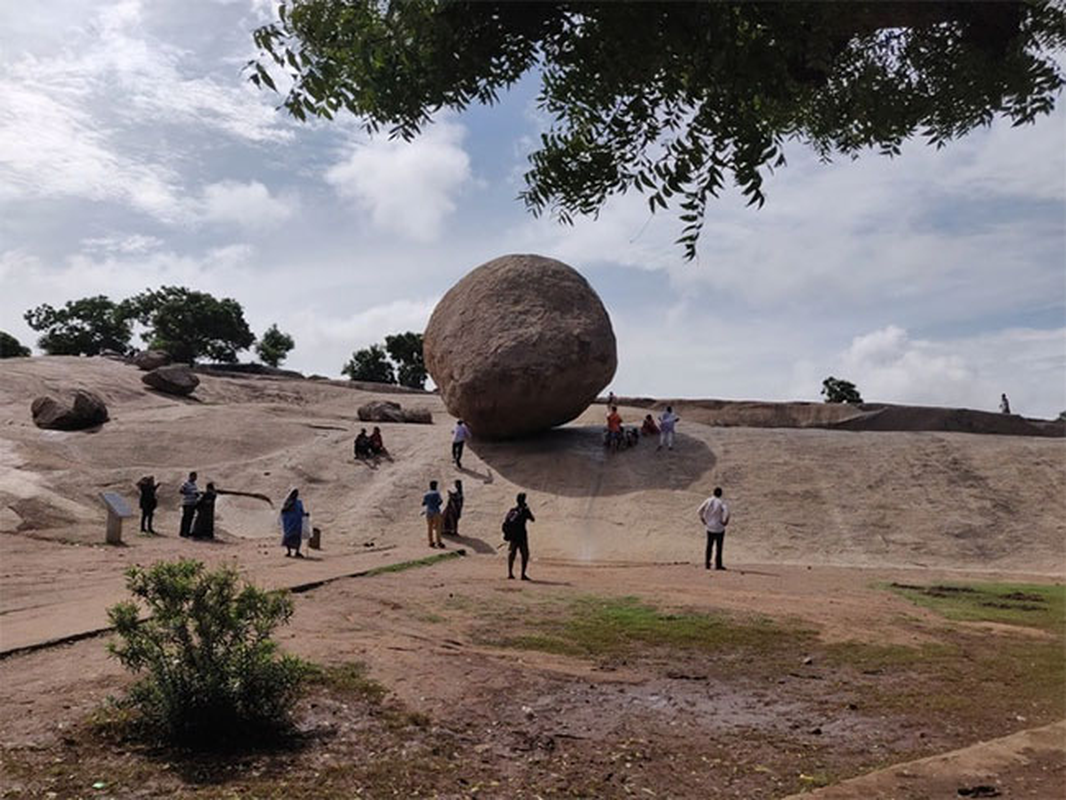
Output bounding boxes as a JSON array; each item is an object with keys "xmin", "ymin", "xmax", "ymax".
[
  {"xmin": 362, "ymin": 551, "xmax": 463, "ymax": 577},
  {"xmin": 885, "ymin": 580, "xmax": 1065, "ymax": 631}
]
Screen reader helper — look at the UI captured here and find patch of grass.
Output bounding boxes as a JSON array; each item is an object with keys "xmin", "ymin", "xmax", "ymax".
[
  {"xmin": 362, "ymin": 550, "xmax": 463, "ymax": 577},
  {"xmin": 306, "ymin": 661, "xmax": 388, "ymax": 704},
  {"xmin": 884, "ymin": 580, "xmax": 1065, "ymax": 631},
  {"xmin": 487, "ymin": 595, "xmax": 813, "ymax": 661}
]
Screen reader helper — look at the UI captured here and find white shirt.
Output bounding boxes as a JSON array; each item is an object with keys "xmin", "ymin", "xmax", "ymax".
[
  {"xmin": 453, "ymin": 422, "xmax": 470, "ymax": 443},
  {"xmin": 180, "ymin": 480, "xmax": 200, "ymax": 507},
  {"xmin": 698, "ymin": 496, "xmax": 729, "ymax": 533},
  {"xmin": 659, "ymin": 411, "xmax": 679, "ymax": 432}
]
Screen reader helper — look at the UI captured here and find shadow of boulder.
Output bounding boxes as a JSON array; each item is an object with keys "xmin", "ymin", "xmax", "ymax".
[{"xmin": 469, "ymin": 425, "xmax": 715, "ymax": 497}]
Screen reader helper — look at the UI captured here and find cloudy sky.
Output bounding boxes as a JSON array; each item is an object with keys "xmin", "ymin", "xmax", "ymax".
[{"xmin": 2, "ymin": 0, "xmax": 1064, "ymax": 418}]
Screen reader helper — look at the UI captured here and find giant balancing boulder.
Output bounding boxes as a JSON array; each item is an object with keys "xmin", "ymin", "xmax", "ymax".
[{"xmin": 424, "ymin": 254, "xmax": 617, "ymax": 439}]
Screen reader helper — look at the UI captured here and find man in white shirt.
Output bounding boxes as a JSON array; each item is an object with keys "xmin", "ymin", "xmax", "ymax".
[
  {"xmin": 178, "ymin": 471, "xmax": 200, "ymax": 538},
  {"xmin": 697, "ymin": 486, "xmax": 730, "ymax": 571},
  {"xmin": 658, "ymin": 406, "xmax": 680, "ymax": 451},
  {"xmin": 452, "ymin": 419, "xmax": 470, "ymax": 468}
]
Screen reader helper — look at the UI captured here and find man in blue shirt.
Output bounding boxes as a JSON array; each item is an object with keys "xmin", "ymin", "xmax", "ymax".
[{"xmin": 422, "ymin": 480, "xmax": 444, "ymax": 548}]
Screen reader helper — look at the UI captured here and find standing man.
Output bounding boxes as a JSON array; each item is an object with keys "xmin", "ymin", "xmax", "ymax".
[
  {"xmin": 1000, "ymin": 393, "xmax": 1011, "ymax": 414},
  {"xmin": 697, "ymin": 486, "xmax": 730, "ymax": 571},
  {"xmin": 423, "ymin": 480, "xmax": 445, "ymax": 549},
  {"xmin": 504, "ymin": 492, "xmax": 536, "ymax": 581},
  {"xmin": 606, "ymin": 405, "xmax": 623, "ymax": 450},
  {"xmin": 658, "ymin": 406, "xmax": 680, "ymax": 451},
  {"xmin": 178, "ymin": 471, "xmax": 200, "ymax": 538},
  {"xmin": 452, "ymin": 419, "xmax": 470, "ymax": 468}
]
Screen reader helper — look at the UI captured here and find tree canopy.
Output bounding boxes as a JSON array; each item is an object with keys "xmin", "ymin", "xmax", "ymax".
[
  {"xmin": 121, "ymin": 287, "xmax": 256, "ymax": 364},
  {"xmin": 822, "ymin": 376, "xmax": 863, "ymax": 404},
  {"xmin": 0, "ymin": 331, "xmax": 31, "ymax": 358},
  {"xmin": 256, "ymin": 324, "xmax": 296, "ymax": 368},
  {"xmin": 251, "ymin": 1, "xmax": 1065, "ymax": 258},
  {"xmin": 23, "ymin": 296, "xmax": 133, "ymax": 356},
  {"xmin": 342, "ymin": 343, "xmax": 396, "ymax": 384},
  {"xmin": 384, "ymin": 331, "xmax": 427, "ymax": 389}
]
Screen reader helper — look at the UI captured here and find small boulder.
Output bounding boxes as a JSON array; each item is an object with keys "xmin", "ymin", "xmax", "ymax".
[
  {"xmin": 357, "ymin": 400, "xmax": 406, "ymax": 423},
  {"xmin": 357, "ymin": 400, "xmax": 433, "ymax": 424},
  {"xmin": 131, "ymin": 350, "xmax": 171, "ymax": 371},
  {"xmin": 402, "ymin": 407, "xmax": 433, "ymax": 424},
  {"xmin": 142, "ymin": 364, "xmax": 199, "ymax": 396},
  {"xmin": 31, "ymin": 390, "xmax": 109, "ymax": 430}
]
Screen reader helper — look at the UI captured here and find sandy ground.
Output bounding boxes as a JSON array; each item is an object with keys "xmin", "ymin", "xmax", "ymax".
[{"xmin": 1, "ymin": 356, "xmax": 1064, "ymax": 798}]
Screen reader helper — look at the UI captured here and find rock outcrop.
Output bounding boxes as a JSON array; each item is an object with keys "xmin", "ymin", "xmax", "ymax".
[
  {"xmin": 142, "ymin": 364, "xmax": 199, "ymax": 396},
  {"xmin": 31, "ymin": 390, "xmax": 109, "ymax": 430},
  {"xmin": 424, "ymin": 254, "xmax": 616, "ymax": 439},
  {"xmin": 357, "ymin": 400, "xmax": 433, "ymax": 424},
  {"xmin": 131, "ymin": 350, "xmax": 171, "ymax": 371}
]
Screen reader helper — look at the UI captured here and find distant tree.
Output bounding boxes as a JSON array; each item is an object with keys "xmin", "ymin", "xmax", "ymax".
[
  {"xmin": 120, "ymin": 287, "xmax": 255, "ymax": 364},
  {"xmin": 0, "ymin": 331, "xmax": 31, "ymax": 358},
  {"xmin": 251, "ymin": 1, "xmax": 1066, "ymax": 259},
  {"xmin": 821, "ymin": 376, "xmax": 863, "ymax": 404},
  {"xmin": 1058, "ymin": 410, "xmax": 1066, "ymax": 422},
  {"xmin": 256, "ymin": 324, "xmax": 295, "ymax": 368},
  {"xmin": 341, "ymin": 344, "xmax": 396, "ymax": 384},
  {"xmin": 23, "ymin": 296, "xmax": 132, "ymax": 356},
  {"xmin": 384, "ymin": 331, "xmax": 426, "ymax": 389}
]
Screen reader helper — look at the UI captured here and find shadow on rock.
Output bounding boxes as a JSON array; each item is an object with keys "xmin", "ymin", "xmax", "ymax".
[{"xmin": 469, "ymin": 425, "xmax": 715, "ymax": 497}]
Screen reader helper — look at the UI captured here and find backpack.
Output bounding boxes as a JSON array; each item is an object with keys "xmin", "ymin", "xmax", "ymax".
[{"xmin": 502, "ymin": 507, "xmax": 522, "ymax": 541}]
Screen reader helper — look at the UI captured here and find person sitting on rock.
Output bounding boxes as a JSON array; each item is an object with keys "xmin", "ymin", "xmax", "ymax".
[
  {"xmin": 354, "ymin": 428, "xmax": 372, "ymax": 459},
  {"xmin": 369, "ymin": 426, "xmax": 386, "ymax": 456},
  {"xmin": 641, "ymin": 414, "xmax": 660, "ymax": 437}
]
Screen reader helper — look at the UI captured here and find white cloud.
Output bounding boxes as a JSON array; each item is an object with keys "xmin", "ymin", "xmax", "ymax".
[
  {"xmin": 81, "ymin": 234, "xmax": 164, "ymax": 255},
  {"xmin": 0, "ymin": 0, "xmax": 291, "ymax": 223},
  {"xmin": 789, "ymin": 325, "xmax": 1066, "ymax": 418},
  {"xmin": 325, "ymin": 121, "xmax": 473, "ymax": 242},
  {"xmin": 200, "ymin": 180, "xmax": 297, "ymax": 228}
]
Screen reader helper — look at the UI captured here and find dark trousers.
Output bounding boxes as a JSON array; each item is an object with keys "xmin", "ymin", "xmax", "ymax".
[
  {"xmin": 180, "ymin": 505, "xmax": 196, "ymax": 537},
  {"xmin": 508, "ymin": 535, "xmax": 530, "ymax": 577},
  {"xmin": 452, "ymin": 440, "xmax": 464, "ymax": 465},
  {"xmin": 705, "ymin": 531, "xmax": 724, "ymax": 570},
  {"xmin": 140, "ymin": 508, "xmax": 155, "ymax": 532}
]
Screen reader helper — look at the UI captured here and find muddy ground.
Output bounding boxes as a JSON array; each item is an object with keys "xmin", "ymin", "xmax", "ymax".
[{"xmin": 1, "ymin": 555, "xmax": 1062, "ymax": 799}]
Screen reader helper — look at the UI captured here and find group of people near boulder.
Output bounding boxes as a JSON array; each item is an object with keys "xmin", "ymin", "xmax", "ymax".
[
  {"xmin": 134, "ymin": 471, "xmax": 218, "ymax": 539},
  {"xmin": 605, "ymin": 403, "xmax": 680, "ymax": 452}
]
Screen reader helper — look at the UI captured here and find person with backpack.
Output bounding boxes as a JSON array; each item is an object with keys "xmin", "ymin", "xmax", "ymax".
[
  {"xmin": 697, "ymin": 486, "xmax": 730, "ymax": 571},
  {"xmin": 423, "ymin": 480, "xmax": 445, "ymax": 549},
  {"xmin": 502, "ymin": 492, "xmax": 535, "ymax": 580}
]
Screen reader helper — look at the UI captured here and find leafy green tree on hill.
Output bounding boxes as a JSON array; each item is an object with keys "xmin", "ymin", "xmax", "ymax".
[
  {"xmin": 250, "ymin": 1, "xmax": 1065, "ymax": 259},
  {"xmin": 0, "ymin": 331, "xmax": 31, "ymax": 358},
  {"xmin": 23, "ymin": 295, "xmax": 132, "ymax": 356},
  {"xmin": 821, "ymin": 376, "xmax": 863, "ymax": 404},
  {"xmin": 120, "ymin": 287, "xmax": 256, "ymax": 364},
  {"xmin": 256, "ymin": 323, "xmax": 296, "ymax": 368},
  {"xmin": 341, "ymin": 344, "xmax": 396, "ymax": 384},
  {"xmin": 385, "ymin": 331, "xmax": 427, "ymax": 389}
]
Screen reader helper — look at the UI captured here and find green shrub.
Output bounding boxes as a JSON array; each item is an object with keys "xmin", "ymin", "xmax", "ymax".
[{"xmin": 106, "ymin": 559, "xmax": 308, "ymax": 746}]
